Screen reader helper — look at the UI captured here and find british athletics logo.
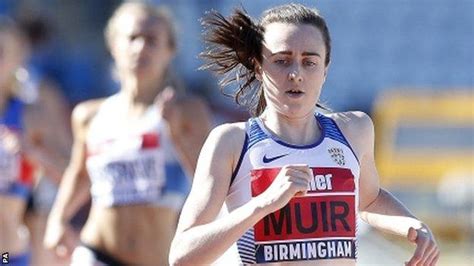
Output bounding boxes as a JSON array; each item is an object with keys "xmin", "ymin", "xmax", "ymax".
[{"xmin": 251, "ymin": 167, "xmax": 357, "ymax": 263}]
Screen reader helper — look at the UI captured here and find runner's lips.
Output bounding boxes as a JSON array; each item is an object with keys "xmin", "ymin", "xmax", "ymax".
[{"xmin": 286, "ymin": 89, "xmax": 304, "ymax": 95}]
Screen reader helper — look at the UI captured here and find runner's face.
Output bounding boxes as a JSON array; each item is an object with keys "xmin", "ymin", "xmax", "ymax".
[
  {"xmin": 259, "ymin": 23, "xmax": 328, "ymax": 119},
  {"xmin": 111, "ymin": 11, "xmax": 173, "ymax": 81}
]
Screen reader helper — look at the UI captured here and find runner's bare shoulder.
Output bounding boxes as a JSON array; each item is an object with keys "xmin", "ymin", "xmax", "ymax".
[
  {"xmin": 326, "ymin": 111, "xmax": 374, "ymax": 158},
  {"xmin": 71, "ymin": 98, "xmax": 107, "ymax": 132},
  {"xmin": 208, "ymin": 122, "xmax": 247, "ymax": 160}
]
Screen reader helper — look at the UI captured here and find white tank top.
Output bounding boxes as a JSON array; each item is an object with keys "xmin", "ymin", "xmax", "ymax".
[
  {"xmin": 226, "ymin": 113, "xmax": 360, "ymax": 264},
  {"xmin": 85, "ymin": 94, "xmax": 189, "ymax": 209}
]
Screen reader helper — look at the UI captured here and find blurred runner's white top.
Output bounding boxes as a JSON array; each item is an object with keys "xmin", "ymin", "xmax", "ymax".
[{"xmin": 85, "ymin": 94, "xmax": 189, "ymax": 209}]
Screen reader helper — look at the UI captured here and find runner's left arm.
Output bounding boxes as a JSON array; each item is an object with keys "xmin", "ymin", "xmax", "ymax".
[{"xmin": 350, "ymin": 112, "xmax": 439, "ymax": 266}]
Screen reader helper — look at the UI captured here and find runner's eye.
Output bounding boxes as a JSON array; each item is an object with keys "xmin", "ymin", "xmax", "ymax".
[
  {"xmin": 303, "ymin": 60, "xmax": 317, "ymax": 67},
  {"xmin": 274, "ymin": 59, "xmax": 289, "ymax": 65}
]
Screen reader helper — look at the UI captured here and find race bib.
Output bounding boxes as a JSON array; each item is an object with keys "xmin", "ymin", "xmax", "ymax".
[
  {"xmin": 87, "ymin": 132, "xmax": 166, "ymax": 205},
  {"xmin": 251, "ymin": 167, "xmax": 357, "ymax": 263}
]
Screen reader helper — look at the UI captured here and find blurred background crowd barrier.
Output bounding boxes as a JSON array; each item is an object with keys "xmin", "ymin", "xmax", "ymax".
[{"xmin": 1, "ymin": 0, "xmax": 472, "ymax": 265}]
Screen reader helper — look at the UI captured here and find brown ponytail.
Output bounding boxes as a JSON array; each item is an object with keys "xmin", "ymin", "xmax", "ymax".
[{"xmin": 200, "ymin": 9, "xmax": 265, "ymax": 116}]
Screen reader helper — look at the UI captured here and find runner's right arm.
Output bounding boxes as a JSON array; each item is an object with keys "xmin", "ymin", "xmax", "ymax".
[
  {"xmin": 169, "ymin": 123, "xmax": 313, "ymax": 265},
  {"xmin": 43, "ymin": 100, "xmax": 102, "ymax": 255}
]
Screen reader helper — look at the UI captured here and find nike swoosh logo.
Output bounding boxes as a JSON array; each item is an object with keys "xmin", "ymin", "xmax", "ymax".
[{"xmin": 263, "ymin": 153, "xmax": 289, "ymax": 163}]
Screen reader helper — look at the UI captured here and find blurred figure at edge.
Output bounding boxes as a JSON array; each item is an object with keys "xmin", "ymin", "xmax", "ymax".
[{"xmin": 1, "ymin": 14, "xmax": 72, "ymax": 266}]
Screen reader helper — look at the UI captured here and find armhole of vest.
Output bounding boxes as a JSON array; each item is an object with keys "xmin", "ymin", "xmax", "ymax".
[
  {"xmin": 329, "ymin": 116, "xmax": 361, "ymax": 165},
  {"xmin": 229, "ymin": 131, "xmax": 249, "ymax": 188}
]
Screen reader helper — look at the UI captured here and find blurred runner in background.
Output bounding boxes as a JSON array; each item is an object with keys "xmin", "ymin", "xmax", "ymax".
[
  {"xmin": 43, "ymin": 1, "xmax": 211, "ymax": 265},
  {"xmin": 0, "ymin": 15, "xmax": 72, "ymax": 266}
]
